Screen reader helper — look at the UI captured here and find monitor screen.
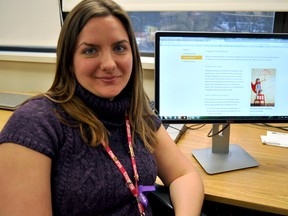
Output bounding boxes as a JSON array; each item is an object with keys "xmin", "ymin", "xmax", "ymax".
[
  {"xmin": 155, "ymin": 31, "xmax": 288, "ymax": 124},
  {"xmin": 154, "ymin": 31, "xmax": 288, "ymax": 174}
]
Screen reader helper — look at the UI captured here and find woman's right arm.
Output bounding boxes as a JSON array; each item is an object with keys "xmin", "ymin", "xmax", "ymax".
[{"xmin": 0, "ymin": 143, "xmax": 53, "ymax": 216}]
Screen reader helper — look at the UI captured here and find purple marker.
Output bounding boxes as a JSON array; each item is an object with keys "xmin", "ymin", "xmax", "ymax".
[{"xmin": 138, "ymin": 185, "xmax": 156, "ymax": 207}]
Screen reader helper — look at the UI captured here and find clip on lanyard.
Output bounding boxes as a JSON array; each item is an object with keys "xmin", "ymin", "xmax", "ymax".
[{"xmin": 102, "ymin": 114, "xmax": 153, "ymax": 216}]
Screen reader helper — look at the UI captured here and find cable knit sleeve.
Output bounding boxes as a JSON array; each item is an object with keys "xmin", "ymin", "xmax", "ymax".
[{"xmin": 0, "ymin": 97, "xmax": 65, "ymax": 158}]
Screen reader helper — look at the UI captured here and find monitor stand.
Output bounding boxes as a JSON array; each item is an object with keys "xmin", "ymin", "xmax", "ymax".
[{"xmin": 192, "ymin": 124, "xmax": 259, "ymax": 174}]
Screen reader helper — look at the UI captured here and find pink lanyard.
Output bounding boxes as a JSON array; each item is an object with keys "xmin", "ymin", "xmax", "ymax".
[{"xmin": 102, "ymin": 115, "xmax": 145, "ymax": 216}]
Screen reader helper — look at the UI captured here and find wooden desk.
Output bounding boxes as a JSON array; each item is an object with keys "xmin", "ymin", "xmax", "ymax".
[
  {"xmin": 0, "ymin": 91, "xmax": 36, "ymax": 131},
  {"xmin": 0, "ymin": 109, "xmax": 12, "ymax": 131},
  {"xmin": 178, "ymin": 124, "xmax": 288, "ymax": 215},
  {"xmin": 1, "ymin": 110, "xmax": 287, "ymax": 215}
]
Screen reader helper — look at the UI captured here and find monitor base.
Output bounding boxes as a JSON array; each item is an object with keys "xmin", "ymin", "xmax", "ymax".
[{"xmin": 192, "ymin": 144, "xmax": 259, "ymax": 174}]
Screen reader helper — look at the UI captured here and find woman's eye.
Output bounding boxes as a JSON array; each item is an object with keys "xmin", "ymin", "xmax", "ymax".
[
  {"xmin": 83, "ymin": 48, "xmax": 97, "ymax": 55},
  {"xmin": 114, "ymin": 45, "xmax": 126, "ymax": 53}
]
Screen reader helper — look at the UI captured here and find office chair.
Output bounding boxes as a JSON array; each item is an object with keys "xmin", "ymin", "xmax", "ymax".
[
  {"xmin": 148, "ymin": 183, "xmax": 207, "ymax": 216},
  {"xmin": 148, "ymin": 184, "xmax": 174, "ymax": 216}
]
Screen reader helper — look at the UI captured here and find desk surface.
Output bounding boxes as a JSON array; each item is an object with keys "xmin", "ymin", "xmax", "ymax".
[
  {"xmin": 179, "ymin": 123, "xmax": 288, "ymax": 215},
  {"xmin": 0, "ymin": 109, "xmax": 12, "ymax": 131},
  {"xmin": 1, "ymin": 110, "xmax": 287, "ymax": 215}
]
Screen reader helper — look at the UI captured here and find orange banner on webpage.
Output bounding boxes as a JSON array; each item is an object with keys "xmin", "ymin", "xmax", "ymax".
[{"xmin": 181, "ymin": 55, "xmax": 202, "ymax": 60}]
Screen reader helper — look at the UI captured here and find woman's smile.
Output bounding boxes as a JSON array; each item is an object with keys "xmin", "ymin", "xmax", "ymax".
[{"xmin": 96, "ymin": 75, "xmax": 121, "ymax": 84}]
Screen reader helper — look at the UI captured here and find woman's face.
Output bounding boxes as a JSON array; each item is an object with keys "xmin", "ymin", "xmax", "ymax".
[{"xmin": 73, "ymin": 16, "xmax": 133, "ymax": 99}]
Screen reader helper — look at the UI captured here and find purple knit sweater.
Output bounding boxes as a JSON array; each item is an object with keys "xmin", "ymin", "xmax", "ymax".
[{"xmin": 0, "ymin": 84, "xmax": 160, "ymax": 216}]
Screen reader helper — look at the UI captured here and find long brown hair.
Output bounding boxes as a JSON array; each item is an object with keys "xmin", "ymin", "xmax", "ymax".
[{"xmin": 45, "ymin": 0, "xmax": 158, "ymax": 151}]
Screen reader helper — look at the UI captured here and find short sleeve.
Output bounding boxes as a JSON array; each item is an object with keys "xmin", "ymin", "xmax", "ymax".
[
  {"xmin": 0, "ymin": 97, "xmax": 65, "ymax": 158},
  {"xmin": 151, "ymin": 114, "xmax": 162, "ymax": 130}
]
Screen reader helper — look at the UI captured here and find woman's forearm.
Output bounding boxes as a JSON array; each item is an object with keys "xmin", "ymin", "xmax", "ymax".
[{"xmin": 169, "ymin": 172, "xmax": 204, "ymax": 216}]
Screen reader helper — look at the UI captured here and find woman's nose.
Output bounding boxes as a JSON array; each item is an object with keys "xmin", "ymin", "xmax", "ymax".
[{"xmin": 100, "ymin": 52, "xmax": 116, "ymax": 72}]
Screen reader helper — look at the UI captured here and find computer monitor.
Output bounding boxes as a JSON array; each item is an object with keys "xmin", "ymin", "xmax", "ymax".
[{"xmin": 154, "ymin": 31, "xmax": 288, "ymax": 174}]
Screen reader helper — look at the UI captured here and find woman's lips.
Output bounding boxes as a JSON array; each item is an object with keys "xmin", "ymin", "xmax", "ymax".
[{"xmin": 98, "ymin": 76, "xmax": 120, "ymax": 83}]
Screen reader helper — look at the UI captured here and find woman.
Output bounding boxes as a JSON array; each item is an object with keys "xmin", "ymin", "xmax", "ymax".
[{"xmin": 0, "ymin": 0, "xmax": 204, "ymax": 215}]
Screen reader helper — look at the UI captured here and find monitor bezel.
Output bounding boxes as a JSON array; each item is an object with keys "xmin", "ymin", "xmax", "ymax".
[{"xmin": 154, "ymin": 31, "xmax": 288, "ymax": 124}]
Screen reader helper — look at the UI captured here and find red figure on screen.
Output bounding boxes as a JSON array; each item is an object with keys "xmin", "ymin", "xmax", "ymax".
[{"xmin": 251, "ymin": 78, "xmax": 263, "ymax": 95}]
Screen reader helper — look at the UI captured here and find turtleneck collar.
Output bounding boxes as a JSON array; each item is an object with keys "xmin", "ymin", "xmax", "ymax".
[{"xmin": 74, "ymin": 82, "xmax": 131, "ymax": 126}]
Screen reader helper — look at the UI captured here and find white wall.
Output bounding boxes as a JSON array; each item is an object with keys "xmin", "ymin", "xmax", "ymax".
[
  {"xmin": 0, "ymin": 60, "xmax": 155, "ymax": 100},
  {"xmin": 63, "ymin": 0, "xmax": 288, "ymax": 11},
  {"xmin": 0, "ymin": 61, "xmax": 55, "ymax": 93}
]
